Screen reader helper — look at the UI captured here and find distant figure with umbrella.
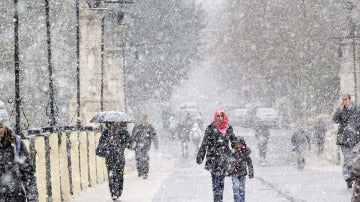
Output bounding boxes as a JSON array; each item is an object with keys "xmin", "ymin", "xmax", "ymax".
[
  {"xmin": 131, "ymin": 114, "xmax": 159, "ymax": 179},
  {"xmin": 92, "ymin": 111, "xmax": 132, "ymax": 201},
  {"xmin": 313, "ymin": 120, "xmax": 327, "ymax": 155}
]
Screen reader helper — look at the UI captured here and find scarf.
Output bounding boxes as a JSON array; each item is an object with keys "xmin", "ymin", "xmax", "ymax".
[{"xmin": 213, "ymin": 109, "xmax": 228, "ymax": 136}]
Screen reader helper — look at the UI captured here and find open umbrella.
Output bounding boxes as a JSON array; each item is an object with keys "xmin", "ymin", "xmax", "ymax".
[
  {"xmin": 310, "ymin": 113, "xmax": 332, "ymax": 123},
  {"xmin": 90, "ymin": 111, "xmax": 132, "ymax": 123}
]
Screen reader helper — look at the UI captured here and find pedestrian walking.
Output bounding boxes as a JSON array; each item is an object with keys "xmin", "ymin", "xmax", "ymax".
[
  {"xmin": 196, "ymin": 109, "xmax": 236, "ymax": 202},
  {"xmin": 190, "ymin": 122, "xmax": 202, "ymax": 155},
  {"xmin": 254, "ymin": 124, "xmax": 270, "ymax": 166},
  {"xmin": 313, "ymin": 120, "xmax": 327, "ymax": 155},
  {"xmin": 177, "ymin": 113, "xmax": 193, "ymax": 159},
  {"xmin": 131, "ymin": 115, "xmax": 159, "ymax": 179},
  {"xmin": 291, "ymin": 125, "xmax": 311, "ymax": 170},
  {"xmin": 333, "ymin": 93, "xmax": 360, "ymax": 188},
  {"xmin": 229, "ymin": 136, "xmax": 254, "ymax": 202},
  {"xmin": 96, "ymin": 122, "xmax": 132, "ymax": 201},
  {"xmin": 168, "ymin": 115, "xmax": 178, "ymax": 140},
  {"xmin": 0, "ymin": 101, "xmax": 38, "ymax": 202}
]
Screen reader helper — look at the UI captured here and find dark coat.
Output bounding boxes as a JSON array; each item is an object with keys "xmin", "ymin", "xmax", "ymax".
[
  {"xmin": 255, "ymin": 125, "xmax": 270, "ymax": 146},
  {"xmin": 314, "ymin": 121, "xmax": 327, "ymax": 143},
  {"xmin": 131, "ymin": 123, "xmax": 159, "ymax": 154},
  {"xmin": 349, "ymin": 143, "xmax": 360, "ymax": 202},
  {"xmin": 291, "ymin": 130, "xmax": 310, "ymax": 152},
  {"xmin": 0, "ymin": 138, "xmax": 38, "ymax": 202},
  {"xmin": 228, "ymin": 147, "xmax": 254, "ymax": 177},
  {"xmin": 96, "ymin": 128, "xmax": 132, "ymax": 165},
  {"xmin": 196, "ymin": 122, "xmax": 236, "ymax": 175},
  {"xmin": 333, "ymin": 105, "xmax": 360, "ymax": 146}
]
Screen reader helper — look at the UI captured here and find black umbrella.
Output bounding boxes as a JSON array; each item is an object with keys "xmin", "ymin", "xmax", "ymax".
[{"xmin": 90, "ymin": 111, "xmax": 132, "ymax": 123}]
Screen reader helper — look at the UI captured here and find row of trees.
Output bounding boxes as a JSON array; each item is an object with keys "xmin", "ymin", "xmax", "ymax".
[
  {"xmin": 123, "ymin": 0, "xmax": 205, "ymax": 110},
  {"xmin": 213, "ymin": 0, "xmax": 357, "ymax": 123}
]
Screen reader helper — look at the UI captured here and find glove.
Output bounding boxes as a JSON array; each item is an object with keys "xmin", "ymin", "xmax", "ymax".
[{"xmin": 249, "ymin": 175, "xmax": 254, "ymax": 179}]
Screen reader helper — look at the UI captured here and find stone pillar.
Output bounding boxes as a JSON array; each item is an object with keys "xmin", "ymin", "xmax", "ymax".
[
  {"xmin": 339, "ymin": 38, "xmax": 360, "ymax": 104},
  {"xmin": 69, "ymin": 2, "xmax": 126, "ymax": 126},
  {"xmin": 103, "ymin": 25, "xmax": 126, "ymax": 112},
  {"xmin": 79, "ymin": 3, "xmax": 103, "ymax": 125}
]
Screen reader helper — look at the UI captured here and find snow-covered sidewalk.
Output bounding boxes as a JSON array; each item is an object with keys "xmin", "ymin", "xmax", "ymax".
[
  {"xmin": 70, "ymin": 130, "xmax": 353, "ymax": 202},
  {"xmin": 69, "ymin": 149, "xmax": 175, "ymax": 202}
]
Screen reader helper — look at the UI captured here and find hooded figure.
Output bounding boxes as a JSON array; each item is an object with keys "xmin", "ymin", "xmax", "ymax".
[
  {"xmin": 229, "ymin": 136, "xmax": 254, "ymax": 202},
  {"xmin": 0, "ymin": 100, "xmax": 38, "ymax": 201},
  {"xmin": 196, "ymin": 109, "xmax": 236, "ymax": 202}
]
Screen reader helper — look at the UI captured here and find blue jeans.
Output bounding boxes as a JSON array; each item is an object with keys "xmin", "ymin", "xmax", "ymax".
[
  {"xmin": 211, "ymin": 171, "xmax": 225, "ymax": 202},
  {"xmin": 232, "ymin": 175, "xmax": 246, "ymax": 202},
  {"xmin": 341, "ymin": 145, "xmax": 353, "ymax": 181}
]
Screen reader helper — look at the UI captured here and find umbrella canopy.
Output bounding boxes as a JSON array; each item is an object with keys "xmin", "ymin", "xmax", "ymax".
[
  {"xmin": 310, "ymin": 113, "xmax": 332, "ymax": 123},
  {"xmin": 90, "ymin": 111, "xmax": 132, "ymax": 123}
]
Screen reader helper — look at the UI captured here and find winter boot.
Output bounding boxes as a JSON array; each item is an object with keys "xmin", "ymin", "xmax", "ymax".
[
  {"xmin": 346, "ymin": 178, "xmax": 353, "ymax": 189},
  {"xmin": 112, "ymin": 195, "xmax": 119, "ymax": 201}
]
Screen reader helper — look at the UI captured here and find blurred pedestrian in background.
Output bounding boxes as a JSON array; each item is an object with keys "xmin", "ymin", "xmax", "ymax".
[
  {"xmin": 333, "ymin": 93, "xmax": 360, "ymax": 188},
  {"xmin": 313, "ymin": 120, "xmax": 327, "ymax": 155},
  {"xmin": 96, "ymin": 122, "xmax": 132, "ymax": 201},
  {"xmin": 190, "ymin": 122, "xmax": 202, "ymax": 155},
  {"xmin": 177, "ymin": 113, "xmax": 193, "ymax": 159},
  {"xmin": 131, "ymin": 115, "xmax": 159, "ymax": 179},
  {"xmin": 0, "ymin": 100, "xmax": 38, "ymax": 201},
  {"xmin": 196, "ymin": 109, "xmax": 236, "ymax": 202},
  {"xmin": 229, "ymin": 136, "xmax": 254, "ymax": 202},
  {"xmin": 291, "ymin": 125, "xmax": 311, "ymax": 170},
  {"xmin": 254, "ymin": 124, "xmax": 270, "ymax": 166},
  {"xmin": 168, "ymin": 115, "xmax": 178, "ymax": 140}
]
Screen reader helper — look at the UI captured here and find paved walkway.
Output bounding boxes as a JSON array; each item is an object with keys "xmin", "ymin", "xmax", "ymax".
[{"xmin": 70, "ymin": 128, "xmax": 353, "ymax": 202}]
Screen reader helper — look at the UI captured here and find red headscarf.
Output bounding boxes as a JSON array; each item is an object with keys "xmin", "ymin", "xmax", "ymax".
[{"xmin": 213, "ymin": 109, "xmax": 228, "ymax": 136}]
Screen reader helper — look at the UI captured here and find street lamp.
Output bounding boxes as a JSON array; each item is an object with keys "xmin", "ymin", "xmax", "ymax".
[
  {"xmin": 76, "ymin": 0, "xmax": 81, "ymax": 129},
  {"xmin": 13, "ymin": 0, "xmax": 21, "ymax": 135},
  {"xmin": 44, "ymin": 0, "xmax": 59, "ymax": 131}
]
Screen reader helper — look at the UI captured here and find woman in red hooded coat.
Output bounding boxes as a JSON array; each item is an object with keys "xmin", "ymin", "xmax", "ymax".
[{"xmin": 196, "ymin": 109, "xmax": 236, "ymax": 202}]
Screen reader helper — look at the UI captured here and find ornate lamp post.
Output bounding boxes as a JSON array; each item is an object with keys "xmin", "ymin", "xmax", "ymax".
[
  {"xmin": 13, "ymin": 0, "xmax": 21, "ymax": 135},
  {"xmin": 45, "ymin": 0, "xmax": 58, "ymax": 130}
]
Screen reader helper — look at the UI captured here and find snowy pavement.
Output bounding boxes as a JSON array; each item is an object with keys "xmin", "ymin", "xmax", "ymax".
[{"xmin": 70, "ymin": 128, "xmax": 353, "ymax": 202}]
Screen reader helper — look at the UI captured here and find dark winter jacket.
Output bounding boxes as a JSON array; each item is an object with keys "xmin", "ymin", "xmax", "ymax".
[
  {"xmin": 333, "ymin": 105, "xmax": 360, "ymax": 146},
  {"xmin": 314, "ymin": 121, "xmax": 327, "ymax": 142},
  {"xmin": 96, "ymin": 128, "xmax": 132, "ymax": 165},
  {"xmin": 255, "ymin": 125, "xmax": 270, "ymax": 145},
  {"xmin": 228, "ymin": 147, "xmax": 254, "ymax": 177},
  {"xmin": 291, "ymin": 130, "xmax": 311, "ymax": 152},
  {"xmin": 0, "ymin": 137, "xmax": 38, "ymax": 202},
  {"xmin": 196, "ymin": 122, "xmax": 236, "ymax": 175},
  {"xmin": 349, "ymin": 142, "xmax": 360, "ymax": 202},
  {"xmin": 131, "ymin": 123, "xmax": 159, "ymax": 154}
]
